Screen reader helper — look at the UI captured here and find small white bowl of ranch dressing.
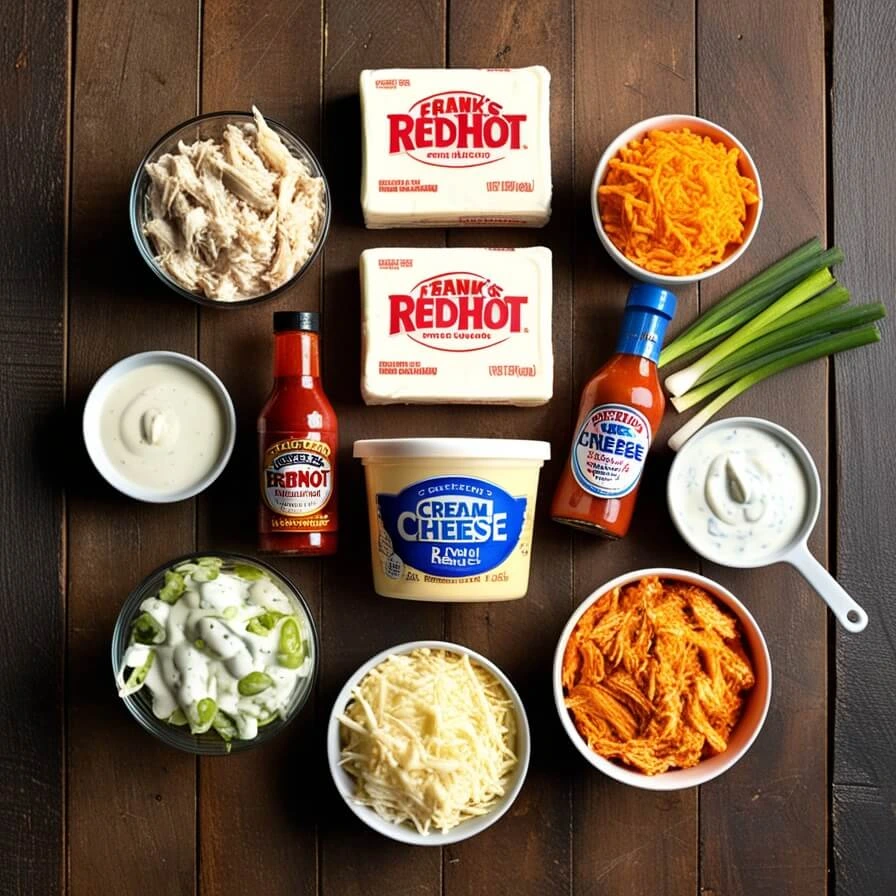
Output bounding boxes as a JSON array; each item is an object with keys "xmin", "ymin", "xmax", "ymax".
[
  {"xmin": 83, "ymin": 351, "xmax": 236, "ymax": 502},
  {"xmin": 667, "ymin": 417, "xmax": 868, "ymax": 633}
]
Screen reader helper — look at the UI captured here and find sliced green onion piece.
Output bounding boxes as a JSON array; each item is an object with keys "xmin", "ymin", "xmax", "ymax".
[
  {"xmin": 131, "ymin": 612, "xmax": 165, "ymax": 645},
  {"xmin": 189, "ymin": 698, "xmax": 218, "ymax": 735},
  {"xmin": 245, "ymin": 610, "xmax": 286, "ymax": 636},
  {"xmin": 233, "ymin": 564, "xmax": 266, "ymax": 581},
  {"xmin": 277, "ymin": 618, "xmax": 304, "ymax": 668},
  {"xmin": 119, "ymin": 650, "xmax": 155, "ymax": 697},
  {"xmin": 197, "ymin": 556, "xmax": 223, "ymax": 569},
  {"xmin": 212, "ymin": 711, "xmax": 238, "ymax": 741},
  {"xmin": 238, "ymin": 671, "xmax": 274, "ymax": 696},
  {"xmin": 158, "ymin": 570, "xmax": 185, "ymax": 603}
]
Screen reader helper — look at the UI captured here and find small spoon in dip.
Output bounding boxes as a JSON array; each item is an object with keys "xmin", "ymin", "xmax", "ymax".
[{"xmin": 667, "ymin": 416, "xmax": 867, "ymax": 633}]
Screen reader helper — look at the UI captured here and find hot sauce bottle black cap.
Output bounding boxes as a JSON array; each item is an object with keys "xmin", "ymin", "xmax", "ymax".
[{"xmin": 273, "ymin": 311, "xmax": 320, "ymax": 333}]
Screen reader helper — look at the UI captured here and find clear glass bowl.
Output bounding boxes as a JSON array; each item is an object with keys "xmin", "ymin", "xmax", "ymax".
[
  {"xmin": 129, "ymin": 111, "xmax": 331, "ymax": 308},
  {"xmin": 111, "ymin": 552, "xmax": 318, "ymax": 755}
]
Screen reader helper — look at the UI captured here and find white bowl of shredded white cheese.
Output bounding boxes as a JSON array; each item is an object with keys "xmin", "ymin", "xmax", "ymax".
[{"xmin": 327, "ymin": 641, "xmax": 530, "ymax": 845}]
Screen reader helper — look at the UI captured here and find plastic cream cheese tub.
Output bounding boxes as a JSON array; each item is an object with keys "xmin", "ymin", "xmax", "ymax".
[{"xmin": 353, "ymin": 439, "xmax": 551, "ymax": 601}]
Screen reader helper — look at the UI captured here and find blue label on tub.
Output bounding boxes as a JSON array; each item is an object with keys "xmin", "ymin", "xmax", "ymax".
[{"xmin": 377, "ymin": 476, "xmax": 527, "ymax": 578}]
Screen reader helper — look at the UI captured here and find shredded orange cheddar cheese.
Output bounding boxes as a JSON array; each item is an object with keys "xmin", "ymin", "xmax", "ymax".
[
  {"xmin": 562, "ymin": 577, "xmax": 755, "ymax": 775},
  {"xmin": 598, "ymin": 128, "xmax": 759, "ymax": 276}
]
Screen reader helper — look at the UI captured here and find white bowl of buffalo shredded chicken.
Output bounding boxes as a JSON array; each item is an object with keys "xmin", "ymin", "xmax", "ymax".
[
  {"xmin": 553, "ymin": 568, "xmax": 772, "ymax": 790},
  {"xmin": 327, "ymin": 641, "xmax": 530, "ymax": 845},
  {"xmin": 130, "ymin": 108, "xmax": 330, "ymax": 306}
]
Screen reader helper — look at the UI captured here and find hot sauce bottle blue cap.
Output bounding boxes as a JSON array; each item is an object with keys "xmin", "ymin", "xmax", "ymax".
[{"xmin": 616, "ymin": 283, "xmax": 678, "ymax": 364}]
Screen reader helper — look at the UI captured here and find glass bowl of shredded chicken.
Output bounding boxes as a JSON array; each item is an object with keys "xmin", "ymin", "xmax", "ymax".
[
  {"xmin": 327, "ymin": 641, "xmax": 531, "ymax": 845},
  {"xmin": 130, "ymin": 109, "xmax": 330, "ymax": 306}
]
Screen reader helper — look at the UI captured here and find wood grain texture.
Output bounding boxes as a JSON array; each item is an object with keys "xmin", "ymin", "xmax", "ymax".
[
  {"xmin": 318, "ymin": 2, "xmax": 446, "ymax": 894},
  {"xmin": 833, "ymin": 784, "xmax": 896, "ymax": 893},
  {"xmin": 696, "ymin": 2, "xmax": 829, "ymax": 894},
  {"xmin": 0, "ymin": 2, "xmax": 68, "ymax": 894},
  {"xmin": 832, "ymin": 0, "xmax": 896, "ymax": 892},
  {"xmin": 572, "ymin": 2, "xmax": 698, "ymax": 893},
  {"xmin": 196, "ymin": 3, "xmax": 324, "ymax": 892},
  {"xmin": 442, "ymin": 2, "xmax": 573, "ymax": 893},
  {"xmin": 66, "ymin": 2, "xmax": 199, "ymax": 894},
  {"xmin": 3, "ymin": 0, "xmax": 886, "ymax": 890}
]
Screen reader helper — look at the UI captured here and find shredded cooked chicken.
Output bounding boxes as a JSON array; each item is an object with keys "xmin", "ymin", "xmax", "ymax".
[
  {"xmin": 562, "ymin": 576, "xmax": 755, "ymax": 775},
  {"xmin": 143, "ymin": 107, "xmax": 325, "ymax": 301}
]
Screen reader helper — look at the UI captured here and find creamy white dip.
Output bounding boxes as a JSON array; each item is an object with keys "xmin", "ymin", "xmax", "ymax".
[
  {"xmin": 99, "ymin": 362, "xmax": 225, "ymax": 494},
  {"xmin": 117, "ymin": 559, "xmax": 314, "ymax": 742},
  {"xmin": 669, "ymin": 423, "xmax": 809, "ymax": 562}
]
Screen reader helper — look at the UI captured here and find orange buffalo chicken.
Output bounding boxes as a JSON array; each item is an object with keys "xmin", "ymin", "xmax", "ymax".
[{"xmin": 562, "ymin": 576, "xmax": 755, "ymax": 775}]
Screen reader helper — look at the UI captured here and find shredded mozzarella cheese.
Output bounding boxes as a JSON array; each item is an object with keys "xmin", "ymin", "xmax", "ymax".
[{"xmin": 338, "ymin": 648, "xmax": 518, "ymax": 834}]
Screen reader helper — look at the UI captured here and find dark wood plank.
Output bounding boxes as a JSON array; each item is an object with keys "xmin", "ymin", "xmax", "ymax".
[
  {"xmin": 571, "ymin": 2, "xmax": 699, "ymax": 893},
  {"xmin": 196, "ymin": 3, "xmax": 324, "ymax": 893},
  {"xmin": 318, "ymin": 2, "xmax": 446, "ymax": 893},
  {"xmin": 831, "ymin": 0, "xmax": 896, "ymax": 892},
  {"xmin": 441, "ymin": 3, "xmax": 573, "ymax": 894},
  {"xmin": 66, "ymin": 2, "xmax": 199, "ymax": 893},
  {"xmin": 833, "ymin": 784, "xmax": 896, "ymax": 894},
  {"xmin": 0, "ymin": 2, "xmax": 68, "ymax": 893},
  {"xmin": 696, "ymin": 1, "xmax": 829, "ymax": 894}
]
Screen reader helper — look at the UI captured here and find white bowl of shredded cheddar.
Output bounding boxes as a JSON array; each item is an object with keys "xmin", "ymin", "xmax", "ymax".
[
  {"xmin": 592, "ymin": 114, "xmax": 762, "ymax": 286},
  {"xmin": 553, "ymin": 568, "xmax": 771, "ymax": 790},
  {"xmin": 328, "ymin": 641, "xmax": 530, "ymax": 844}
]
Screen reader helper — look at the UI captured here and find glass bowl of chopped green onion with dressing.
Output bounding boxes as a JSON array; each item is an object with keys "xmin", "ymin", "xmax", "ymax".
[{"xmin": 112, "ymin": 552, "xmax": 318, "ymax": 754}]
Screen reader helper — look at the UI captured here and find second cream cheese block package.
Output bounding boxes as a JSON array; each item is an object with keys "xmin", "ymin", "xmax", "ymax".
[{"xmin": 360, "ymin": 246, "xmax": 553, "ymax": 406}]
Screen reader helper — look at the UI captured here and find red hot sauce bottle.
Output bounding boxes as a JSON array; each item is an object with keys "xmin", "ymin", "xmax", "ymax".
[
  {"xmin": 258, "ymin": 311, "xmax": 338, "ymax": 555},
  {"xmin": 551, "ymin": 283, "xmax": 677, "ymax": 539}
]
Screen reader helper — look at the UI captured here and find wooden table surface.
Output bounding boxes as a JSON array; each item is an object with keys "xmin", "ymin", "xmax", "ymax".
[{"xmin": 3, "ymin": 0, "xmax": 894, "ymax": 893}]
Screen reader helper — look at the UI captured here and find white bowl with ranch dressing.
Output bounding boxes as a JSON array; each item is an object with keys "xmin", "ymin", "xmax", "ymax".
[
  {"xmin": 83, "ymin": 351, "xmax": 236, "ymax": 503},
  {"xmin": 667, "ymin": 416, "xmax": 868, "ymax": 632}
]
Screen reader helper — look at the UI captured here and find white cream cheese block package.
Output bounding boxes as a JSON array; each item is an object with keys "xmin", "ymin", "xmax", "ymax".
[
  {"xmin": 360, "ymin": 246, "xmax": 553, "ymax": 406},
  {"xmin": 360, "ymin": 66, "xmax": 552, "ymax": 227}
]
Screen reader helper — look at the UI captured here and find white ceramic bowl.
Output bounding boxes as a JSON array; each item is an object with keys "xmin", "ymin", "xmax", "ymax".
[
  {"xmin": 327, "ymin": 640, "xmax": 531, "ymax": 845},
  {"xmin": 591, "ymin": 114, "xmax": 763, "ymax": 287},
  {"xmin": 553, "ymin": 567, "xmax": 771, "ymax": 790},
  {"xmin": 83, "ymin": 351, "xmax": 236, "ymax": 503}
]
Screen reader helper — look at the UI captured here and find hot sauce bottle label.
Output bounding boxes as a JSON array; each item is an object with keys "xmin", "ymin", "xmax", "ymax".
[
  {"xmin": 571, "ymin": 404, "xmax": 652, "ymax": 499},
  {"xmin": 262, "ymin": 437, "xmax": 334, "ymax": 524}
]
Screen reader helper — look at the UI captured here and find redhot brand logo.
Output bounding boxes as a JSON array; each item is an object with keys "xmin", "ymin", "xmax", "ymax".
[
  {"xmin": 387, "ymin": 91, "xmax": 527, "ymax": 168},
  {"xmin": 262, "ymin": 438, "xmax": 333, "ymax": 518},
  {"xmin": 388, "ymin": 271, "xmax": 528, "ymax": 352}
]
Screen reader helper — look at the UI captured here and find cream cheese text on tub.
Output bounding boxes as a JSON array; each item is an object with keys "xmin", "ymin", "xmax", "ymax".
[{"xmin": 353, "ymin": 439, "xmax": 550, "ymax": 601}]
